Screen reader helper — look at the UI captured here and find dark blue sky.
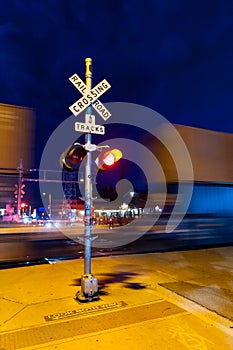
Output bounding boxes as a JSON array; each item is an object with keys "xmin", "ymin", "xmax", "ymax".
[{"xmin": 1, "ymin": 0, "xmax": 233, "ymax": 165}]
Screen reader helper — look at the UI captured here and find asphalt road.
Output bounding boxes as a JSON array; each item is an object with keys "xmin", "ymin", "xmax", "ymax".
[{"xmin": 0, "ymin": 215, "xmax": 233, "ymax": 268}]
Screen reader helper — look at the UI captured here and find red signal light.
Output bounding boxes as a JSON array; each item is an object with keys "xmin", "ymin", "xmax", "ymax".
[
  {"xmin": 95, "ymin": 149, "xmax": 122, "ymax": 170},
  {"xmin": 103, "ymin": 152, "xmax": 115, "ymax": 166},
  {"xmin": 20, "ymin": 202, "xmax": 26, "ymax": 208}
]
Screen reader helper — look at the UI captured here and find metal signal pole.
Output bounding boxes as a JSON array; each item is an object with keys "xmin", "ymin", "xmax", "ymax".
[
  {"xmin": 76, "ymin": 58, "xmax": 99, "ymax": 302},
  {"xmin": 17, "ymin": 159, "xmax": 23, "ymax": 219}
]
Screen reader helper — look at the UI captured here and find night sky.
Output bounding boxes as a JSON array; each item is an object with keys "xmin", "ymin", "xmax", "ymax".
[{"xmin": 1, "ymin": 0, "xmax": 233, "ymax": 167}]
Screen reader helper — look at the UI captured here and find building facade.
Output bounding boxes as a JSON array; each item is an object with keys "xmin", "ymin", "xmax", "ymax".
[{"xmin": 0, "ymin": 103, "xmax": 35, "ymax": 209}]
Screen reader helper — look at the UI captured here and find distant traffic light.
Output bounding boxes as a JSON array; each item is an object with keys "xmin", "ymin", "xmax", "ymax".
[
  {"xmin": 60, "ymin": 143, "xmax": 87, "ymax": 171},
  {"xmin": 95, "ymin": 149, "xmax": 122, "ymax": 170},
  {"xmin": 20, "ymin": 202, "xmax": 26, "ymax": 209}
]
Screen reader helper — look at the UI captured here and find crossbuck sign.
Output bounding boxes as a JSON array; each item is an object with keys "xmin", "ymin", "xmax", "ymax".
[{"xmin": 69, "ymin": 73, "xmax": 111, "ymax": 120}]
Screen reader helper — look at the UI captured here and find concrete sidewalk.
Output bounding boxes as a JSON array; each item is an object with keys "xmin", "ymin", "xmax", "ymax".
[{"xmin": 0, "ymin": 247, "xmax": 233, "ymax": 349}]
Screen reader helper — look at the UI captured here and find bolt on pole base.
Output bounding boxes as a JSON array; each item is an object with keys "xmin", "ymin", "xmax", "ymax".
[{"xmin": 75, "ymin": 274, "xmax": 99, "ymax": 303}]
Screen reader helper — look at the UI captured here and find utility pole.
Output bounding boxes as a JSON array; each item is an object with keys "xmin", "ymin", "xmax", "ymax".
[{"xmin": 48, "ymin": 193, "xmax": 52, "ymax": 218}]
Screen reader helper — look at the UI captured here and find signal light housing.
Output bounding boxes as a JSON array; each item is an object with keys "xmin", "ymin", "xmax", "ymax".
[
  {"xmin": 61, "ymin": 143, "xmax": 122, "ymax": 172},
  {"xmin": 60, "ymin": 143, "xmax": 87, "ymax": 171},
  {"xmin": 95, "ymin": 149, "xmax": 122, "ymax": 170}
]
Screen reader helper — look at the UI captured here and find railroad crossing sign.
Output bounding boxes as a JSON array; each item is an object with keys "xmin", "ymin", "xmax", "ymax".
[
  {"xmin": 69, "ymin": 73, "xmax": 111, "ymax": 120},
  {"xmin": 75, "ymin": 114, "xmax": 105, "ymax": 135},
  {"xmin": 14, "ymin": 183, "xmax": 25, "ymax": 198}
]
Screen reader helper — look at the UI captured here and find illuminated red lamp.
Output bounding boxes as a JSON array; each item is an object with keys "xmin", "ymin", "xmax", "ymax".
[{"xmin": 95, "ymin": 149, "xmax": 122, "ymax": 170}]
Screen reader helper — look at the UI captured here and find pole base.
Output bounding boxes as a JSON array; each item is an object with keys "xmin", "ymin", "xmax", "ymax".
[
  {"xmin": 75, "ymin": 274, "xmax": 99, "ymax": 303},
  {"xmin": 76, "ymin": 291, "xmax": 99, "ymax": 303}
]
